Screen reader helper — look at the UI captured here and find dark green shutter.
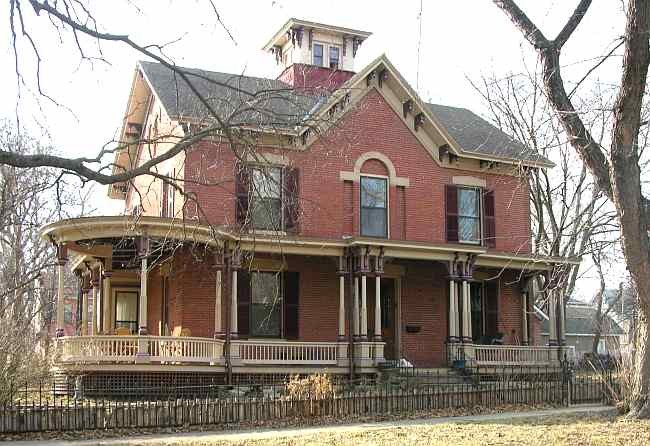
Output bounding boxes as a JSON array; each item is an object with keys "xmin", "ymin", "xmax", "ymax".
[
  {"xmin": 237, "ymin": 270, "xmax": 250, "ymax": 337},
  {"xmin": 485, "ymin": 281, "xmax": 499, "ymax": 338}
]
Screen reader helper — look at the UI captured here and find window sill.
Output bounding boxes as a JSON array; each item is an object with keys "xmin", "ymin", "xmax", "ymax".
[{"xmin": 247, "ymin": 229, "xmax": 288, "ymax": 237}]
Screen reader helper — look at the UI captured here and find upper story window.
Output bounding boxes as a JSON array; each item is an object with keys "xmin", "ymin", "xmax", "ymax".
[
  {"xmin": 313, "ymin": 43, "xmax": 324, "ymax": 67},
  {"xmin": 446, "ymin": 185, "xmax": 496, "ymax": 247},
  {"xmin": 235, "ymin": 163, "xmax": 300, "ymax": 232},
  {"xmin": 250, "ymin": 166, "xmax": 283, "ymax": 230},
  {"xmin": 329, "ymin": 46, "xmax": 340, "ymax": 69},
  {"xmin": 360, "ymin": 176, "xmax": 388, "ymax": 237},
  {"xmin": 458, "ymin": 187, "xmax": 481, "ymax": 244}
]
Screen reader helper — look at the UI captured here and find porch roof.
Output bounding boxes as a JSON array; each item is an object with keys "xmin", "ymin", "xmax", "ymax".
[{"xmin": 41, "ymin": 216, "xmax": 580, "ymax": 272}]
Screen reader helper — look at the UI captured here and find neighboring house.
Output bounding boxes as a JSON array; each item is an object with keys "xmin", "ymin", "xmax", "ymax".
[
  {"xmin": 42, "ymin": 18, "xmax": 578, "ymax": 386},
  {"xmin": 541, "ymin": 301, "xmax": 625, "ymax": 360}
]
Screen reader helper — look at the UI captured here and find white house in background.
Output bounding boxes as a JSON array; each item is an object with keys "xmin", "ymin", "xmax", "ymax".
[{"xmin": 542, "ymin": 301, "xmax": 625, "ymax": 360}]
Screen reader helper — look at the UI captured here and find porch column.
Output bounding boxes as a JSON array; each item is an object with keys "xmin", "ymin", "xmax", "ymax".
[
  {"xmin": 353, "ymin": 276, "xmax": 360, "ymax": 338},
  {"xmin": 547, "ymin": 289, "xmax": 558, "ymax": 346},
  {"xmin": 231, "ymin": 268, "xmax": 238, "ymax": 338},
  {"xmin": 91, "ymin": 268, "xmax": 100, "ymax": 336},
  {"xmin": 55, "ymin": 244, "xmax": 67, "ymax": 337},
  {"xmin": 338, "ymin": 274, "xmax": 345, "ymax": 340},
  {"xmin": 214, "ymin": 269, "xmax": 223, "ymax": 338},
  {"xmin": 81, "ymin": 273, "xmax": 90, "ymax": 336},
  {"xmin": 138, "ymin": 256, "xmax": 148, "ymax": 335},
  {"xmin": 558, "ymin": 292, "xmax": 566, "ymax": 346},
  {"xmin": 521, "ymin": 289, "xmax": 529, "ymax": 346},
  {"xmin": 102, "ymin": 269, "xmax": 112, "ymax": 334},
  {"xmin": 448, "ymin": 279, "xmax": 458, "ymax": 342},
  {"xmin": 360, "ymin": 274, "xmax": 368, "ymax": 340},
  {"xmin": 374, "ymin": 275, "xmax": 382, "ymax": 340},
  {"xmin": 135, "ymin": 247, "xmax": 151, "ymax": 363},
  {"xmin": 461, "ymin": 280, "xmax": 472, "ymax": 343}
]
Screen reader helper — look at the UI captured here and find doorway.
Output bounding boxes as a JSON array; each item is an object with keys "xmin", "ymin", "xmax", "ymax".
[{"xmin": 367, "ymin": 277, "xmax": 397, "ymax": 360}]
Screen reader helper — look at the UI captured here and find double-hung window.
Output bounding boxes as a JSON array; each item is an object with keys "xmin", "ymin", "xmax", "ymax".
[
  {"xmin": 250, "ymin": 166, "xmax": 283, "ymax": 230},
  {"xmin": 250, "ymin": 272, "xmax": 282, "ymax": 337},
  {"xmin": 329, "ymin": 46, "xmax": 340, "ymax": 69},
  {"xmin": 458, "ymin": 187, "xmax": 481, "ymax": 244},
  {"xmin": 360, "ymin": 176, "xmax": 388, "ymax": 237},
  {"xmin": 313, "ymin": 43, "xmax": 324, "ymax": 66}
]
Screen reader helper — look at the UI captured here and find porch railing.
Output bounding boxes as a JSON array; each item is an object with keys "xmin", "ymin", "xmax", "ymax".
[
  {"xmin": 233, "ymin": 340, "xmax": 339, "ymax": 365},
  {"xmin": 450, "ymin": 343, "xmax": 576, "ymax": 366},
  {"xmin": 58, "ymin": 336, "xmax": 224, "ymax": 365}
]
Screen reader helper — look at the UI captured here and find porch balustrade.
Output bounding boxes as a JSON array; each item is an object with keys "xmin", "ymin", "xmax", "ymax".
[
  {"xmin": 58, "ymin": 336, "xmax": 224, "ymax": 365},
  {"xmin": 233, "ymin": 340, "xmax": 339, "ymax": 365},
  {"xmin": 449, "ymin": 343, "xmax": 576, "ymax": 367}
]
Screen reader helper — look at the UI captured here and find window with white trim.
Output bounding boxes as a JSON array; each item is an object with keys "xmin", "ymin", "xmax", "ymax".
[
  {"xmin": 250, "ymin": 166, "xmax": 283, "ymax": 230},
  {"xmin": 313, "ymin": 43, "xmax": 324, "ymax": 67},
  {"xmin": 329, "ymin": 46, "xmax": 340, "ymax": 69}
]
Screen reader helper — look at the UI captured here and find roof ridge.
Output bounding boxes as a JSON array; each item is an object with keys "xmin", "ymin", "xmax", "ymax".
[{"xmin": 138, "ymin": 60, "xmax": 288, "ymax": 86}]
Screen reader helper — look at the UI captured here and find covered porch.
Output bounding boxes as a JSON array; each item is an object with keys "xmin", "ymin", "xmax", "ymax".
[{"xmin": 43, "ymin": 216, "xmax": 578, "ymax": 377}]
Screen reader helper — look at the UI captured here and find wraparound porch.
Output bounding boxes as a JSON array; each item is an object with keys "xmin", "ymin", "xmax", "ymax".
[{"xmin": 56, "ymin": 335, "xmax": 573, "ymax": 371}]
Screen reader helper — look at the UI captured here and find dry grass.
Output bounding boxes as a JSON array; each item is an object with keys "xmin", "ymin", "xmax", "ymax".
[{"xmin": 202, "ymin": 414, "xmax": 650, "ymax": 446}]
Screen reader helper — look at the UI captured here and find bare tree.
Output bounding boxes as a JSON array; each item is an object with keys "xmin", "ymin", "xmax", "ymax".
[
  {"xmin": 494, "ymin": 0, "xmax": 650, "ymax": 417},
  {"xmin": 0, "ymin": 122, "xmax": 89, "ymax": 394},
  {"xmin": 472, "ymin": 72, "xmax": 619, "ymax": 315}
]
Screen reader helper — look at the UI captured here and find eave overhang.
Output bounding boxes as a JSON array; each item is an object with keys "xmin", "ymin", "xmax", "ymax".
[{"xmin": 41, "ymin": 217, "xmax": 579, "ymax": 273}]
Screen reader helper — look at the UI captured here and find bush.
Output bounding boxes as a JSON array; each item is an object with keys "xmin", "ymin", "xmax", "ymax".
[{"xmin": 285, "ymin": 374, "xmax": 334, "ymax": 400}]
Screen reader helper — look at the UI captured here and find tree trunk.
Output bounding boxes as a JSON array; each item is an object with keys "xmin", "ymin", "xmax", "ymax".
[{"xmin": 629, "ymin": 305, "xmax": 650, "ymax": 418}]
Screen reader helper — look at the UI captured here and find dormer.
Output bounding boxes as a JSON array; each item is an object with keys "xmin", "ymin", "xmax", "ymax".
[{"xmin": 263, "ymin": 18, "xmax": 371, "ymax": 91}]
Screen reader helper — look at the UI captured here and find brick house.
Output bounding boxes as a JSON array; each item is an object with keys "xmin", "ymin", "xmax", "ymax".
[{"xmin": 43, "ymin": 19, "xmax": 577, "ymax": 383}]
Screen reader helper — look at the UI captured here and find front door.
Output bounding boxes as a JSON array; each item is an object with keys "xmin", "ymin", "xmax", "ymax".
[{"xmin": 368, "ymin": 278, "xmax": 397, "ymax": 360}]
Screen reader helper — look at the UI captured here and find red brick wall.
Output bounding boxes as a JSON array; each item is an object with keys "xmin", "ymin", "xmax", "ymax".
[
  {"xmin": 399, "ymin": 261, "xmax": 448, "ymax": 367},
  {"xmin": 184, "ymin": 89, "xmax": 532, "ymax": 253},
  {"xmin": 152, "ymin": 247, "xmax": 532, "ymax": 366}
]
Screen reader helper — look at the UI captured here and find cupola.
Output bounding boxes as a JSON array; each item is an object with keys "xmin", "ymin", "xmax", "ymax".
[{"xmin": 263, "ymin": 18, "xmax": 371, "ymax": 91}]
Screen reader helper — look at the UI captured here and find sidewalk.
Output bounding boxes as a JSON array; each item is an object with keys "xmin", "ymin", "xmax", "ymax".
[{"xmin": 5, "ymin": 404, "xmax": 616, "ymax": 446}]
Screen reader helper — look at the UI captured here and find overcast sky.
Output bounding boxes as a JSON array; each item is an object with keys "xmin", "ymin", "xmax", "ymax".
[{"xmin": 0, "ymin": 0, "xmax": 627, "ymax": 298}]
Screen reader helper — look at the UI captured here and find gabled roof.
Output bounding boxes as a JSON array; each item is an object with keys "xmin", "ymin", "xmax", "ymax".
[
  {"xmin": 542, "ymin": 304, "xmax": 625, "ymax": 336},
  {"xmin": 132, "ymin": 56, "xmax": 552, "ymax": 167},
  {"xmin": 426, "ymin": 103, "xmax": 542, "ymax": 164},
  {"xmin": 139, "ymin": 61, "xmax": 321, "ymax": 128}
]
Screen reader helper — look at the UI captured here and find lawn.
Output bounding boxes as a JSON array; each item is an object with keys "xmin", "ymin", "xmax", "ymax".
[{"xmin": 199, "ymin": 414, "xmax": 650, "ymax": 446}]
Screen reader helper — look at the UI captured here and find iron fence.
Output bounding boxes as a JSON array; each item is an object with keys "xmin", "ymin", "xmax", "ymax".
[{"xmin": 0, "ymin": 363, "xmax": 617, "ymax": 433}]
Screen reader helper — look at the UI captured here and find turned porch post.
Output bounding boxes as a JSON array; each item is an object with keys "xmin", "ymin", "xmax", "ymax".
[
  {"xmin": 138, "ymin": 255, "xmax": 148, "ymax": 335},
  {"xmin": 448, "ymin": 279, "xmax": 458, "ymax": 342},
  {"xmin": 81, "ymin": 272, "xmax": 90, "ymax": 336},
  {"xmin": 214, "ymin": 269, "xmax": 223, "ymax": 337},
  {"xmin": 90, "ymin": 267, "xmax": 100, "ymax": 336},
  {"xmin": 521, "ymin": 288, "xmax": 529, "ymax": 346},
  {"xmin": 461, "ymin": 280, "xmax": 472, "ymax": 343},
  {"xmin": 353, "ymin": 276, "xmax": 360, "ymax": 338},
  {"xmin": 55, "ymin": 244, "xmax": 68, "ymax": 337},
  {"xmin": 374, "ymin": 249, "xmax": 384, "ymax": 341},
  {"xmin": 360, "ymin": 274, "xmax": 368, "ymax": 340},
  {"xmin": 547, "ymin": 288, "xmax": 558, "ymax": 346},
  {"xmin": 338, "ymin": 256, "xmax": 346, "ymax": 340},
  {"xmin": 230, "ymin": 248, "xmax": 241, "ymax": 339},
  {"xmin": 102, "ymin": 267, "xmax": 112, "ymax": 334},
  {"xmin": 558, "ymin": 291, "xmax": 566, "ymax": 346}
]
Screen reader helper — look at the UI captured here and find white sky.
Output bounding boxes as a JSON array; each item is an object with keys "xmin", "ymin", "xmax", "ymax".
[{"xmin": 0, "ymin": 0, "xmax": 627, "ymax": 298}]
